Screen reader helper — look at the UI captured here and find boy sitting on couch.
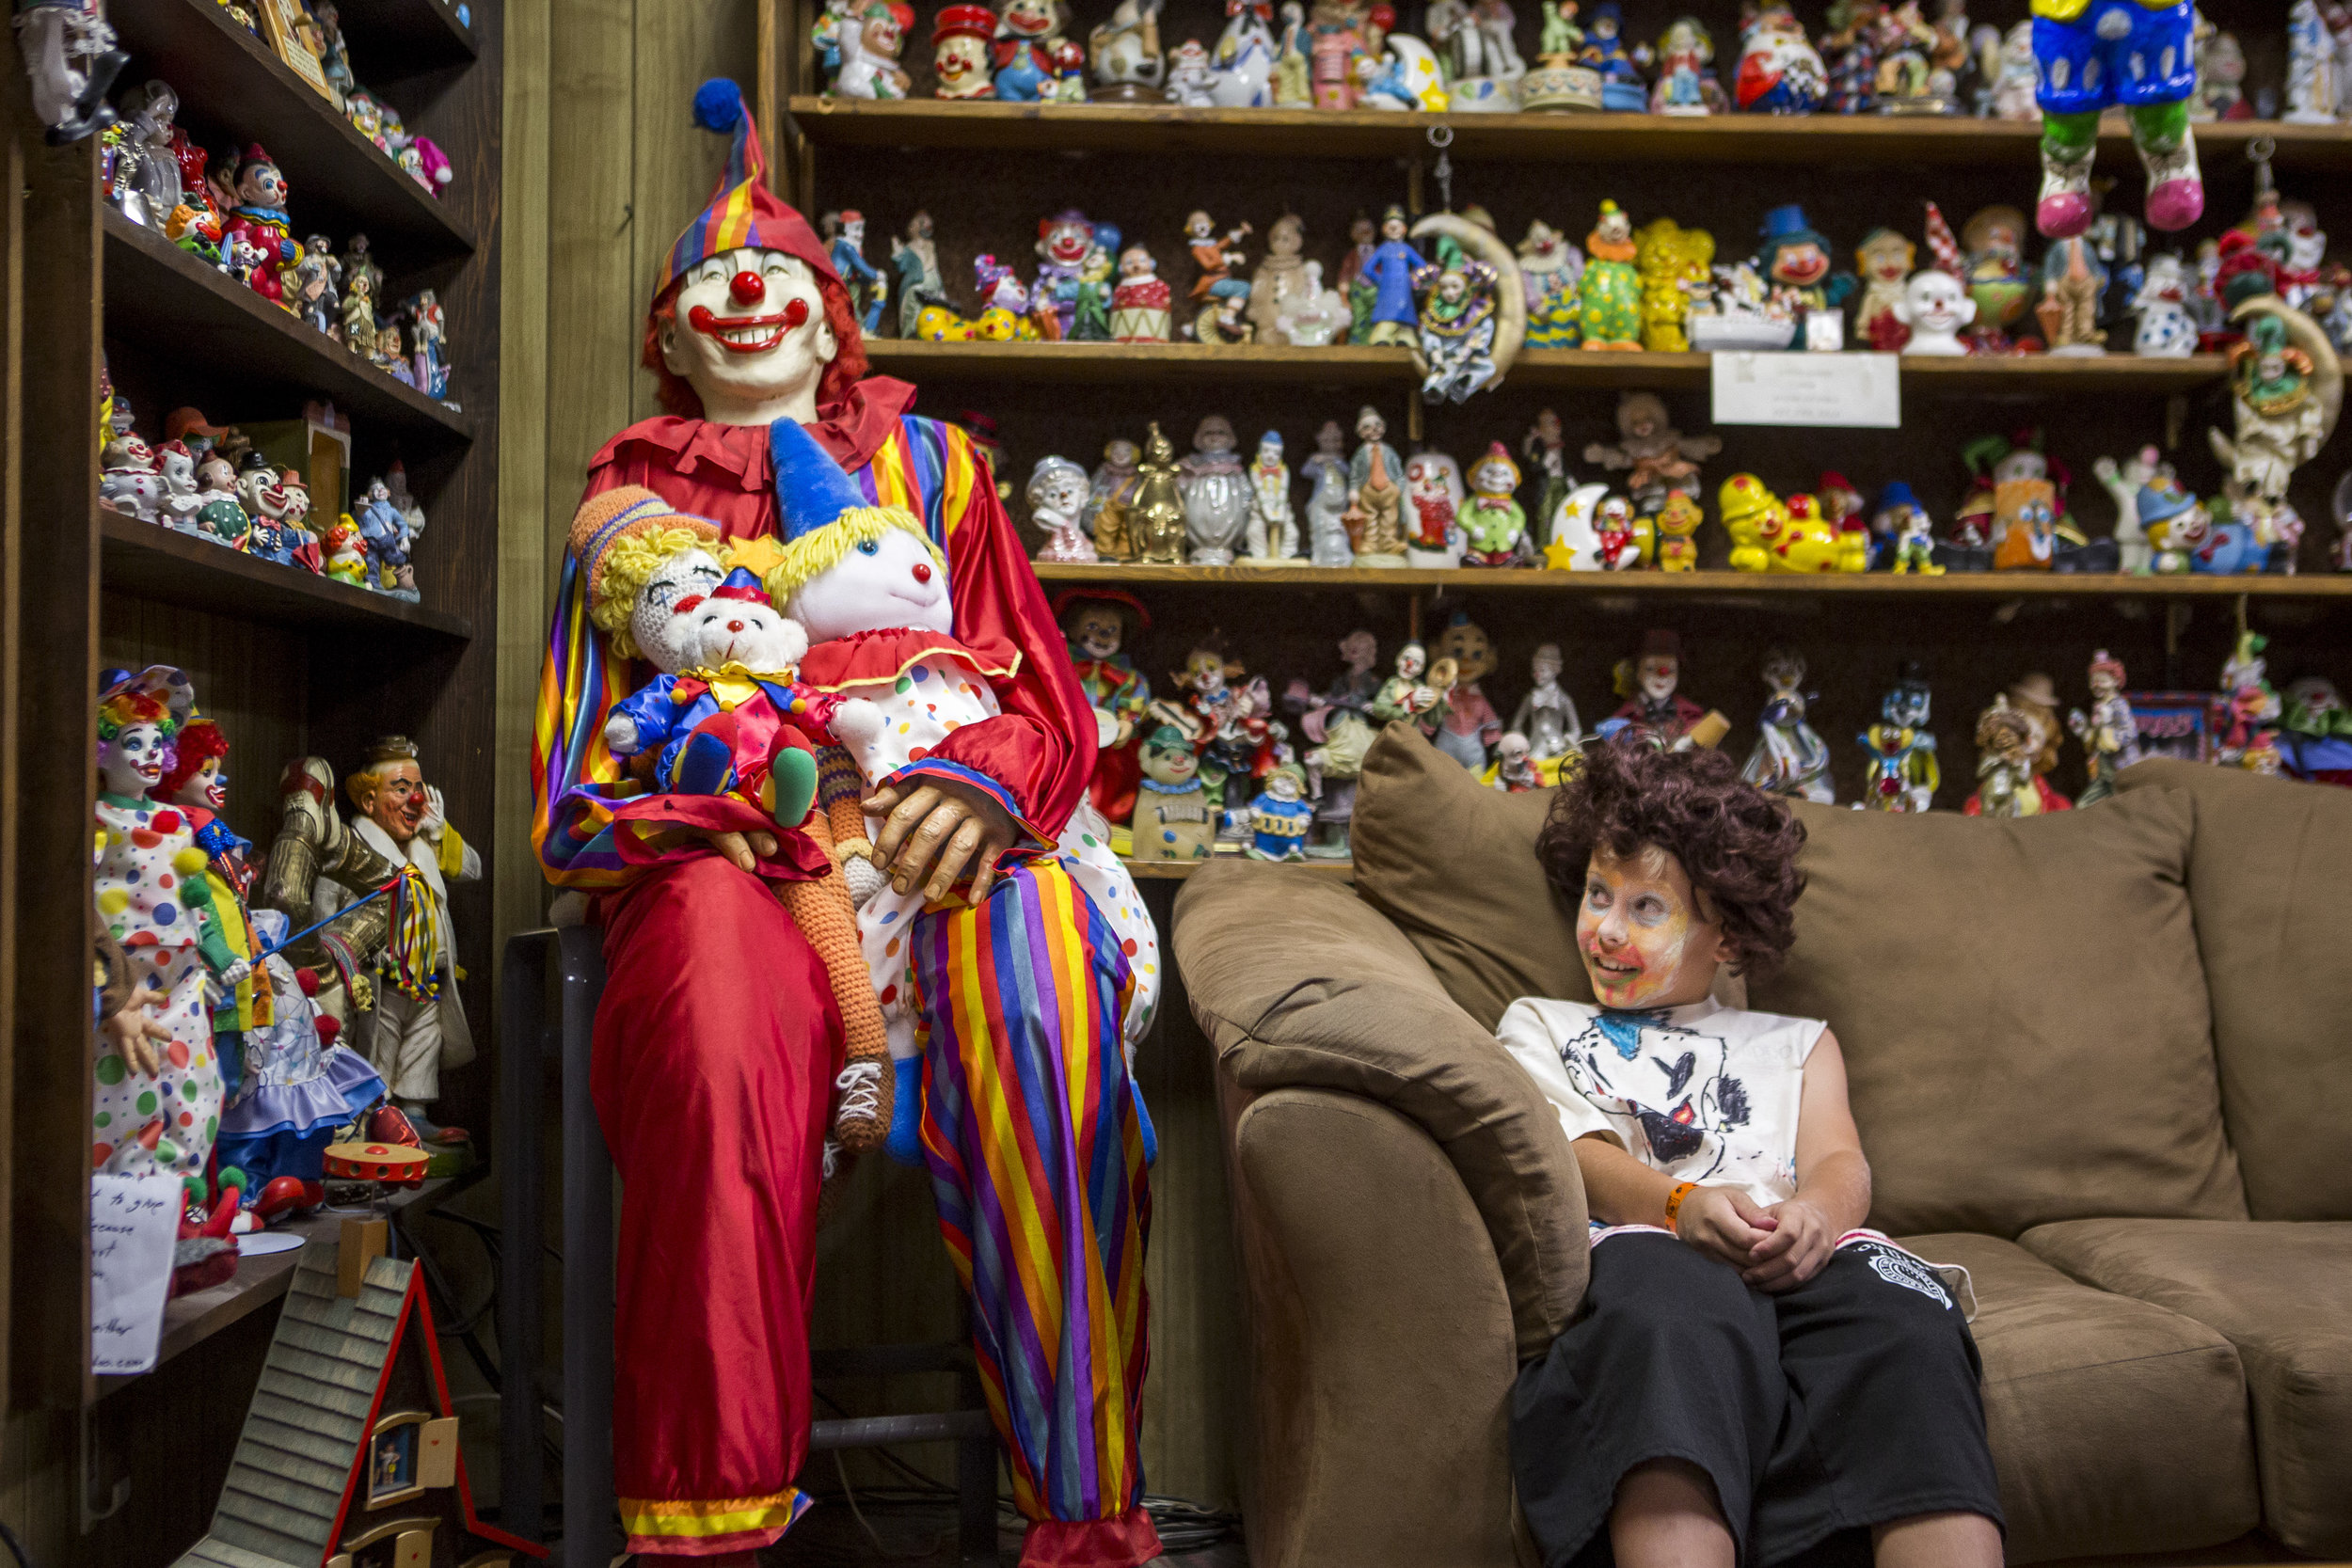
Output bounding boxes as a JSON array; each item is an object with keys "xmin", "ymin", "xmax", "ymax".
[{"xmin": 1498, "ymin": 740, "xmax": 2003, "ymax": 1568}]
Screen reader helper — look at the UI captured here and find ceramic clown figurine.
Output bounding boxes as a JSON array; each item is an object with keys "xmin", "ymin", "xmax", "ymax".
[
  {"xmin": 1057, "ymin": 588, "xmax": 1152, "ymax": 820},
  {"xmin": 92, "ymin": 667, "xmax": 244, "ymax": 1179},
  {"xmin": 759, "ymin": 418, "xmax": 1159, "ymax": 1167},
  {"xmin": 533, "ymin": 78, "xmax": 1164, "ymax": 1568},
  {"xmin": 153, "ymin": 717, "xmax": 273, "ymax": 1090},
  {"xmin": 2068, "ymin": 648, "xmax": 2140, "ymax": 805},
  {"xmin": 218, "ymin": 143, "xmax": 297, "ymax": 304},
  {"xmin": 308, "ymin": 737, "xmax": 478, "ymax": 1146},
  {"xmin": 1242, "ymin": 430, "xmax": 1298, "ymax": 561},
  {"xmin": 2030, "ymin": 0, "xmax": 2201, "ymax": 241}
]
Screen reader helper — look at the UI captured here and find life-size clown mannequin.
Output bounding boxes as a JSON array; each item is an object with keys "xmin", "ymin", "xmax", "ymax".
[{"xmin": 532, "ymin": 80, "xmax": 1162, "ymax": 1567}]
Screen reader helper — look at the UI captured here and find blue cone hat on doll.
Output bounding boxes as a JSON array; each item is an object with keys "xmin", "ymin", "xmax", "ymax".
[
  {"xmin": 761, "ymin": 418, "xmax": 945, "ymax": 602},
  {"xmin": 705, "ymin": 566, "xmax": 768, "ymax": 605}
]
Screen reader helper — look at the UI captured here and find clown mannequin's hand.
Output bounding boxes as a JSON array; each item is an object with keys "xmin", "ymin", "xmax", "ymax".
[
  {"xmin": 419, "ymin": 785, "xmax": 447, "ymax": 843},
  {"xmin": 863, "ymin": 781, "xmax": 1017, "ymax": 906},
  {"xmin": 105, "ymin": 1001, "xmax": 173, "ymax": 1079}
]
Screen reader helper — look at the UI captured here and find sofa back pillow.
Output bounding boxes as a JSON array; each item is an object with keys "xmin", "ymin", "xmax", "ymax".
[
  {"xmin": 1750, "ymin": 790, "xmax": 2245, "ymax": 1236},
  {"xmin": 2114, "ymin": 761, "xmax": 2352, "ymax": 1220},
  {"xmin": 1350, "ymin": 723, "xmax": 1585, "ymax": 1029}
]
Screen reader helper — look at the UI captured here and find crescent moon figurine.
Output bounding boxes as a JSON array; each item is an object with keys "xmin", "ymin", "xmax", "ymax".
[{"xmin": 1407, "ymin": 212, "xmax": 1528, "ymax": 396}]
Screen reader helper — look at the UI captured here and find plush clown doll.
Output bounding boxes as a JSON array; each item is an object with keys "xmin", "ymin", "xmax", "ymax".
[
  {"xmin": 761, "ymin": 420, "xmax": 1160, "ymax": 1164},
  {"xmin": 569, "ymin": 484, "xmax": 892, "ymax": 1154}
]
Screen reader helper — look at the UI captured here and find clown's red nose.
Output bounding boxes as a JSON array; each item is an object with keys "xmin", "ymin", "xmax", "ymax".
[
  {"xmin": 912, "ymin": 562, "xmax": 932, "ymax": 584},
  {"xmin": 727, "ymin": 619, "xmax": 746, "ymax": 633},
  {"xmin": 730, "ymin": 270, "xmax": 766, "ymax": 306}
]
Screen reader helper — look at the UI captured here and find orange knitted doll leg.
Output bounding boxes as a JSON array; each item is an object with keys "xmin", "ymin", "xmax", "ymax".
[
  {"xmin": 818, "ymin": 747, "xmax": 876, "ymax": 863},
  {"xmin": 783, "ymin": 805, "xmax": 891, "ymax": 1153}
]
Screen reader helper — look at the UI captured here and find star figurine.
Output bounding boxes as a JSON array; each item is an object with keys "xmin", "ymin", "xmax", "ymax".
[{"xmin": 1543, "ymin": 537, "xmax": 1582, "ymax": 570}]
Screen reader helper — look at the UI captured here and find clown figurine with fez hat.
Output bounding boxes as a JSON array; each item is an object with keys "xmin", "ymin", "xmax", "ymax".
[{"xmin": 532, "ymin": 80, "xmax": 1160, "ymax": 1567}]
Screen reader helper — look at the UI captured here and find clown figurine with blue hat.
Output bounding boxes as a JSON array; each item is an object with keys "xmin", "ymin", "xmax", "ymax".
[
  {"xmin": 1758, "ymin": 205, "xmax": 1854, "ymax": 350},
  {"xmin": 2030, "ymin": 0, "xmax": 2202, "ymax": 241},
  {"xmin": 534, "ymin": 77, "xmax": 1162, "ymax": 1568}
]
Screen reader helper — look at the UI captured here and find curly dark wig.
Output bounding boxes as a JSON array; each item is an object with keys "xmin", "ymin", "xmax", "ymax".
[{"xmin": 1536, "ymin": 739, "xmax": 1809, "ymax": 976}]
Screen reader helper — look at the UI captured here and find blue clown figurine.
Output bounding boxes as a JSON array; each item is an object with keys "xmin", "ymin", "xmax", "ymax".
[{"xmin": 2030, "ymin": 0, "xmax": 2202, "ymax": 240}]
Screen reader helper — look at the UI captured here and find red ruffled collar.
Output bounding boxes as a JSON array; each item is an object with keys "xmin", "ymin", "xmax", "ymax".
[
  {"xmin": 798, "ymin": 626, "xmax": 1022, "ymax": 691},
  {"xmin": 586, "ymin": 375, "xmax": 919, "ymax": 493}
]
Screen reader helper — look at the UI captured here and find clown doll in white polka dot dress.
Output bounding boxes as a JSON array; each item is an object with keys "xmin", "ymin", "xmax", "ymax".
[
  {"xmin": 91, "ymin": 667, "xmax": 247, "ymax": 1178},
  {"xmin": 764, "ymin": 420, "xmax": 1161, "ymax": 1164}
]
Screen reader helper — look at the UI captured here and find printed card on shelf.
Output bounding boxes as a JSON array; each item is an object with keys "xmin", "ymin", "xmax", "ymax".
[
  {"xmin": 1710, "ymin": 352, "xmax": 1901, "ymax": 429},
  {"xmin": 91, "ymin": 1172, "xmax": 183, "ymax": 1375}
]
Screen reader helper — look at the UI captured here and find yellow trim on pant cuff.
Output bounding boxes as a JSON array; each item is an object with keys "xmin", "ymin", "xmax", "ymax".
[{"xmin": 620, "ymin": 1487, "xmax": 810, "ymax": 1538}]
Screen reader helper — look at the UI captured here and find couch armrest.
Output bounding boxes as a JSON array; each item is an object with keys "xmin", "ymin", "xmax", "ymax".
[
  {"xmin": 1174, "ymin": 861, "xmax": 1591, "ymax": 1355},
  {"xmin": 1232, "ymin": 1089, "xmax": 1536, "ymax": 1568}
]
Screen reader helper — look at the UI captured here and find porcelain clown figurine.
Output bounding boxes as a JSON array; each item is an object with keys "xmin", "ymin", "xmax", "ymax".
[
  {"xmin": 1059, "ymin": 588, "xmax": 1152, "ymax": 820},
  {"xmin": 306, "ymin": 736, "xmax": 478, "ymax": 1148},
  {"xmin": 532, "ymin": 79, "xmax": 1164, "ymax": 1568},
  {"xmin": 1242, "ymin": 429, "xmax": 1298, "ymax": 560},
  {"xmin": 2029, "ymin": 0, "xmax": 2201, "ymax": 241},
  {"xmin": 1027, "ymin": 453, "xmax": 1097, "ymax": 562},
  {"xmin": 2068, "ymin": 648, "xmax": 2140, "ymax": 804},
  {"xmin": 1860, "ymin": 668, "xmax": 1940, "ymax": 812},
  {"xmin": 1740, "ymin": 647, "xmax": 1835, "ymax": 803}
]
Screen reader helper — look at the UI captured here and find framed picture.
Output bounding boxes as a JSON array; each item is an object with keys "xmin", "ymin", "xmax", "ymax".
[
  {"xmin": 2125, "ymin": 691, "xmax": 2227, "ymax": 765},
  {"xmin": 367, "ymin": 1412, "xmax": 428, "ymax": 1508},
  {"xmin": 257, "ymin": 0, "xmax": 335, "ymax": 102}
]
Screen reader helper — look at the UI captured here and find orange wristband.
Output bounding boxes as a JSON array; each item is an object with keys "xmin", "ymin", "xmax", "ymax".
[{"xmin": 1662, "ymin": 1181, "xmax": 1697, "ymax": 1234}]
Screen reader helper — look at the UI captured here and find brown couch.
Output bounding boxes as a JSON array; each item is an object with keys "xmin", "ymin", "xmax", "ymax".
[{"xmin": 1172, "ymin": 728, "xmax": 2352, "ymax": 1567}]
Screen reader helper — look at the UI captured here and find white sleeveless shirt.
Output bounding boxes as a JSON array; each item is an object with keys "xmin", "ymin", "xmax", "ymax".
[{"xmin": 1497, "ymin": 996, "xmax": 1826, "ymax": 1209}]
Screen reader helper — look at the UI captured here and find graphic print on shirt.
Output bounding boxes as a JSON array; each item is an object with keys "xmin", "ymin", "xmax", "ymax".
[{"xmin": 1561, "ymin": 1008, "xmax": 1756, "ymax": 1182}]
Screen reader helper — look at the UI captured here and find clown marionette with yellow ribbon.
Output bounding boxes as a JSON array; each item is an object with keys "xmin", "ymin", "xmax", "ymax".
[{"xmin": 532, "ymin": 79, "xmax": 1159, "ymax": 1567}]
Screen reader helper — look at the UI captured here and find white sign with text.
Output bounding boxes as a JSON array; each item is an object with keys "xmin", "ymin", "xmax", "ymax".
[
  {"xmin": 1710, "ymin": 351, "xmax": 1902, "ymax": 429},
  {"xmin": 92, "ymin": 1173, "xmax": 182, "ymax": 1374}
]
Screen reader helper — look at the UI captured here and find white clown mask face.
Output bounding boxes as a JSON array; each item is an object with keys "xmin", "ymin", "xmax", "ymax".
[
  {"xmin": 659, "ymin": 247, "xmax": 838, "ymax": 422},
  {"xmin": 786, "ymin": 527, "xmax": 952, "ymax": 644},
  {"xmin": 687, "ymin": 594, "xmax": 810, "ymax": 673},
  {"xmin": 101, "ymin": 722, "xmax": 169, "ymax": 800},
  {"xmin": 629, "ymin": 545, "xmax": 727, "ymax": 674}
]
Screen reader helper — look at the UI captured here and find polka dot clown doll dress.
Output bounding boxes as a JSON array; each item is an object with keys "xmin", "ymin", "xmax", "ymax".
[{"xmin": 92, "ymin": 668, "xmax": 238, "ymax": 1178}]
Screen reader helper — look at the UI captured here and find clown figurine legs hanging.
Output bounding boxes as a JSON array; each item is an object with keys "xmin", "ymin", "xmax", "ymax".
[{"xmin": 2031, "ymin": 0, "xmax": 2201, "ymax": 239}]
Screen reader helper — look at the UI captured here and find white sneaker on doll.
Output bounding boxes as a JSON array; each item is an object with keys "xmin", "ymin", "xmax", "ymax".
[{"xmin": 2140, "ymin": 132, "xmax": 2204, "ymax": 232}]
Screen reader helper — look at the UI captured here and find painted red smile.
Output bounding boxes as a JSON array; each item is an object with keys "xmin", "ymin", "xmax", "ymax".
[{"xmin": 688, "ymin": 299, "xmax": 808, "ymax": 354}]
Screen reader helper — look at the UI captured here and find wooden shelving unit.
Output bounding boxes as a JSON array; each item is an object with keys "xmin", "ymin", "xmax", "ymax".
[
  {"xmin": 104, "ymin": 213, "xmax": 474, "ymax": 438},
  {"xmin": 0, "ymin": 1, "xmax": 509, "ymax": 1545},
  {"xmin": 107, "ymin": 0, "xmax": 475, "ymax": 255}
]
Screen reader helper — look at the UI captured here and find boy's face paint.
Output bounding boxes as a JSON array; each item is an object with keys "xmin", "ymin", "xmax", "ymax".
[{"xmin": 1576, "ymin": 846, "xmax": 1729, "ymax": 1010}]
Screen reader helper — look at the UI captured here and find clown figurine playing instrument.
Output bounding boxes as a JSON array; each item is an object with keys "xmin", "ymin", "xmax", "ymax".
[{"xmin": 532, "ymin": 79, "xmax": 1163, "ymax": 1568}]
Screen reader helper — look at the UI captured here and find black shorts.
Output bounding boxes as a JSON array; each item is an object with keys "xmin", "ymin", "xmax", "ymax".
[{"xmin": 1510, "ymin": 1232, "xmax": 2003, "ymax": 1568}]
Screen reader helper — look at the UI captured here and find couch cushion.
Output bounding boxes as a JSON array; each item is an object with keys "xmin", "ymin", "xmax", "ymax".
[
  {"xmin": 2112, "ymin": 761, "xmax": 2352, "ymax": 1221},
  {"xmin": 1173, "ymin": 860, "xmax": 1593, "ymax": 1355},
  {"xmin": 1349, "ymin": 722, "xmax": 1582, "ymax": 1030},
  {"xmin": 2019, "ymin": 1218, "xmax": 2352, "ymax": 1558},
  {"xmin": 1747, "ymin": 791, "xmax": 2245, "ymax": 1237},
  {"xmin": 1896, "ymin": 1233, "xmax": 2258, "ymax": 1563}
]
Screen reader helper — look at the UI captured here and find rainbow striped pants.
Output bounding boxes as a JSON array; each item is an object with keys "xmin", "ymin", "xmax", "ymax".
[{"xmin": 911, "ymin": 863, "xmax": 1162, "ymax": 1568}]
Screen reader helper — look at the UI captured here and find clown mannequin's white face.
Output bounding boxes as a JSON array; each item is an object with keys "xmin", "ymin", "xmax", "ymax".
[
  {"xmin": 786, "ymin": 529, "xmax": 952, "ymax": 644},
  {"xmin": 101, "ymin": 723, "xmax": 168, "ymax": 800},
  {"xmin": 658, "ymin": 246, "xmax": 839, "ymax": 426}
]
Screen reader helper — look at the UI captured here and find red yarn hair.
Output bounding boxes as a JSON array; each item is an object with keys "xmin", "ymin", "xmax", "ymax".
[
  {"xmin": 642, "ymin": 270, "xmax": 870, "ymax": 420},
  {"xmin": 157, "ymin": 717, "xmax": 230, "ymax": 800}
]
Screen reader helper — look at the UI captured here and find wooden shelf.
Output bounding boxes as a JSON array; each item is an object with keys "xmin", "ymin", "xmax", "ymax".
[
  {"xmin": 869, "ymin": 338, "xmax": 1415, "ymax": 385},
  {"xmin": 110, "ymin": 0, "xmax": 475, "ymax": 260},
  {"xmin": 101, "ymin": 511, "xmax": 475, "ymax": 638},
  {"xmin": 104, "ymin": 212, "xmax": 473, "ymax": 443},
  {"xmin": 872, "ymin": 338, "xmax": 2230, "ymax": 394},
  {"xmin": 94, "ymin": 1179, "xmax": 455, "ymax": 1396},
  {"xmin": 1032, "ymin": 562, "xmax": 2352, "ymax": 598},
  {"xmin": 788, "ymin": 96, "xmax": 2352, "ymax": 168},
  {"xmin": 326, "ymin": 0, "xmax": 479, "ymax": 76},
  {"xmin": 1123, "ymin": 855, "xmax": 1353, "ymax": 879}
]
